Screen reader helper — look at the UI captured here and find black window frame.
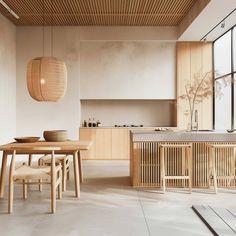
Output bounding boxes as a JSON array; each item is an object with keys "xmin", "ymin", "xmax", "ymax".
[{"xmin": 213, "ymin": 25, "xmax": 236, "ymax": 130}]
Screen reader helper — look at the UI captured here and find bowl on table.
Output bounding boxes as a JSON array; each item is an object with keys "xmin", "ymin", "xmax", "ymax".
[
  {"xmin": 14, "ymin": 137, "xmax": 40, "ymax": 143},
  {"xmin": 43, "ymin": 130, "xmax": 67, "ymax": 142}
]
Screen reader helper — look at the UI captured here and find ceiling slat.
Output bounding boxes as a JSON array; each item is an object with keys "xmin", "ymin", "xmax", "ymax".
[{"xmin": 0, "ymin": 0, "xmax": 198, "ymax": 26}]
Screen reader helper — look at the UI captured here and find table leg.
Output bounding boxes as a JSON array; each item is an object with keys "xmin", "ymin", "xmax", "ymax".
[
  {"xmin": 0, "ymin": 151, "xmax": 7, "ymax": 198},
  {"xmin": 28, "ymin": 154, "xmax": 32, "ymax": 166},
  {"xmin": 73, "ymin": 151, "xmax": 80, "ymax": 198},
  {"xmin": 78, "ymin": 152, "xmax": 83, "ymax": 183}
]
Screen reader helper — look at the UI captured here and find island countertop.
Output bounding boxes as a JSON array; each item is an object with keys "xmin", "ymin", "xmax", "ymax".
[{"xmin": 131, "ymin": 130, "xmax": 236, "ymax": 142}]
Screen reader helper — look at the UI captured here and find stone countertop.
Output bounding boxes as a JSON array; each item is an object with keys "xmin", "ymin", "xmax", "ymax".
[
  {"xmin": 80, "ymin": 126, "xmax": 177, "ymax": 129},
  {"xmin": 131, "ymin": 130, "xmax": 236, "ymax": 142}
]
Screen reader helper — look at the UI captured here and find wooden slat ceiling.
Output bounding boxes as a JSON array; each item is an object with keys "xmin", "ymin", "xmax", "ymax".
[{"xmin": 0, "ymin": 0, "xmax": 198, "ymax": 26}]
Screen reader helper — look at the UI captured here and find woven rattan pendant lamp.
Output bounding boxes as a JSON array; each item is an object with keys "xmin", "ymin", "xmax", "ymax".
[{"xmin": 27, "ymin": 0, "xmax": 67, "ymax": 102}]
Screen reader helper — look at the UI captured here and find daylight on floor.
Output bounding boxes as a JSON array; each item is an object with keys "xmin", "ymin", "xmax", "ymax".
[{"xmin": 0, "ymin": 0, "xmax": 236, "ymax": 236}]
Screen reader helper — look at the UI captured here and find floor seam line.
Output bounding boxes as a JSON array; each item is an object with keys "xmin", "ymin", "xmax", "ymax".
[{"xmin": 137, "ymin": 190, "xmax": 152, "ymax": 236}]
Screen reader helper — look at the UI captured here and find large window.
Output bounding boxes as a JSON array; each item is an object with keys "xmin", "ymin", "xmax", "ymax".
[{"xmin": 214, "ymin": 27, "xmax": 236, "ymax": 130}]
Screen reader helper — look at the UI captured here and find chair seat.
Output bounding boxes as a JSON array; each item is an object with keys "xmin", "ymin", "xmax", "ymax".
[
  {"xmin": 39, "ymin": 155, "xmax": 70, "ymax": 192},
  {"xmin": 39, "ymin": 155, "xmax": 69, "ymax": 164},
  {"xmin": 14, "ymin": 164, "xmax": 61, "ymax": 180}
]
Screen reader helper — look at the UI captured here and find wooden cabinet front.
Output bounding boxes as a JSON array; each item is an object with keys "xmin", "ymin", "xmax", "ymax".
[
  {"xmin": 111, "ymin": 129, "xmax": 129, "ymax": 159},
  {"xmin": 79, "ymin": 128, "xmax": 129, "ymax": 160},
  {"xmin": 79, "ymin": 128, "xmax": 96, "ymax": 159},
  {"xmin": 95, "ymin": 129, "xmax": 112, "ymax": 159}
]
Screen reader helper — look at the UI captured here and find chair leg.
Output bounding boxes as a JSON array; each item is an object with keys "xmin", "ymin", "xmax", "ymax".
[
  {"xmin": 23, "ymin": 180, "xmax": 27, "ymax": 200},
  {"xmin": 187, "ymin": 147, "xmax": 192, "ymax": 193},
  {"xmin": 162, "ymin": 161, "xmax": 166, "ymax": 193},
  {"xmin": 8, "ymin": 177, "xmax": 14, "ymax": 214},
  {"xmin": 208, "ymin": 147, "xmax": 212, "ymax": 189},
  {"xmin": 160, "ymin": 148, "xmax": 166, "ymax": 193},
  {"xmin": 51, "ymin": 183, "xmax": 56, "ymax": 213},
  {"xmin": 78, "ymin": 154, "xmax": 83, "ymax": 183},
  {"xmin": 51, "ymin": 152, "xmax": 56, "ymax": 214},
  {"xmin": 66, "ymin": 158, "xmax": 70, "ymax": 181},
  {"xmin": 228, "ymin": 149, "xmax": 236, "ymax": 187},
  {"xmin": 28, "ymin": 154, "xmax": 32, "ymax": 166},
  {"xmin": 211, "ymin": 148, "xmax": 217, "ymax": 194},
  {"xmin": 8, "ymin": 151, "xmax": 16, "ymax": 214},
  {"xmin": 38, "ymin": 159, "xmax": 43, "ymax": 192},
  {"xmin": 182, "ymin": 147, "xmax": 186, "ymax": 188},
  {"xmin": 213, "ymin": 160, "xmax": 218, "ymax": 194},
  {"xmin": 58, "ymin": 169, "xmax": 62, "ymax": 200},
  {"xmin": 62, "ymin": 159, "xmax": 67, "ymax": 192},
  {"xmin": 38, "ymin": 179, "xmax": 42, "ymax": 192}
]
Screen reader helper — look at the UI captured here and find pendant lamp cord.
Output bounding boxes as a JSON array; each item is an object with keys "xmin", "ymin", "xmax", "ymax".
[
  {"xmin": 43, "ymin": 0, "xmax": 45, "ymax": 57},
  {"xmin": 51, "ymin": 0, "xmax": 53, "ymax": 57}
]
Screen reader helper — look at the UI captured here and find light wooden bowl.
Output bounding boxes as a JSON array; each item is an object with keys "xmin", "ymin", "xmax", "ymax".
[
  {"xmin": 43, "ymin": 130, "xmax": 67, "ymax": 142},
  {"xmin": 14, "ymin": 137, "xmax": 40, "ymax": 143}
]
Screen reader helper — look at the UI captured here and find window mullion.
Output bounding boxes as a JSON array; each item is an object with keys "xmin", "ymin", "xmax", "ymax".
[{"xmin": 231, "ymin": 28, "xmax": 234, "ymax": 129}]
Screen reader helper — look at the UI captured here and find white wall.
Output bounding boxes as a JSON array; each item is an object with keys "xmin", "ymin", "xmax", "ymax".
[
  {"xmin": 80, "ymin": 41, "xmax": 176, "ymax": 99},
  {"xmin": 16, "ymin": 26, "xmax": 177, "ymax": 139},
  {"xmin": 0, "ymin": 14, "xmax": 16, "ymax": 162},
  {"xmin": 16, "ymin": 27, "xmax": 80, "ymax": 139}
]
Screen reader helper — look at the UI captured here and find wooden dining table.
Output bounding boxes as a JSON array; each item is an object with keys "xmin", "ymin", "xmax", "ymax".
[{"xmin": 0, "ymin": 140, "xmax": 92, "ymax": 199}]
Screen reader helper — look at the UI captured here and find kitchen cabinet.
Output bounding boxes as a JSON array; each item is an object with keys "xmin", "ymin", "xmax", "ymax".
[
  {"xmin": 79, "ymin": 128, "xmax": 96, "ymax": 159},
  {"xmin": 95, "ymin": 129, "xmax": 112, "ymax": 159},
  {"xmin": 111, "ymin": 129, "xmax": 129, "ymax": 159},
  {"xmin": 79, "ymin": 128, "xmax": 129, "ymax": 160}
]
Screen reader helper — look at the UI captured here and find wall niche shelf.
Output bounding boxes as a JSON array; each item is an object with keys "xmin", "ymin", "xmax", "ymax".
[{"xmin": 80, "ymin": 99, "xmax": 177, "ymax": 127}]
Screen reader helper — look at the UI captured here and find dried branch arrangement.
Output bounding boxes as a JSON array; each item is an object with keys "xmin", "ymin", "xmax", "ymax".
[{"xmin": 178, "ymin": 71, "xmax": 232, "ymax": 130}]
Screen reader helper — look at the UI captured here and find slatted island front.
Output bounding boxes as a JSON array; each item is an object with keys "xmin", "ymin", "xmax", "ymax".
[{"xmin": 130, "ymin": 130, "xmax": 236, "ymax": 188}]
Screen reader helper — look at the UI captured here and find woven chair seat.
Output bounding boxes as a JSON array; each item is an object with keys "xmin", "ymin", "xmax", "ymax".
[{"xmin": 14, "ymin": 164, "xmax": 61, "ymax": 180}]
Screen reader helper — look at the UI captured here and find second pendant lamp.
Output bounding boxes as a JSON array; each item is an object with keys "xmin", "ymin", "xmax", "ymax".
[{"xmin": 26, "ymin": 0, "xmax": 67, "ymax": 102}]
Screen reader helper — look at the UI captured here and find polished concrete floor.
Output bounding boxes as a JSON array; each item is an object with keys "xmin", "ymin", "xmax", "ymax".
[{"xmin": 0, "ymin": 160, "xmax": 235, "ymax": 236}]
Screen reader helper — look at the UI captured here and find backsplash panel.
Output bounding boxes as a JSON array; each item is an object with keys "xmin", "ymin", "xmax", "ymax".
[{"xmin": 81, "ymin": 100, "xmax": 176, "ymax": 127}]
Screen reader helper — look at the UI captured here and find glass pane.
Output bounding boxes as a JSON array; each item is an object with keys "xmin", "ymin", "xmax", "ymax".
[
  {"xmin": 214, "ymin": 31, "xmax": 231, "ymax": 78},
  {"xmin": 215, "ymin": 76, "xmax": 232, "ymax": 130},
  {"xmin": 234, "ymin": 73, "xmax": 236, "ymax": 127},
  {"xmin": 234, "ymin": 27, "xmax": 236, "ymax": 71}
]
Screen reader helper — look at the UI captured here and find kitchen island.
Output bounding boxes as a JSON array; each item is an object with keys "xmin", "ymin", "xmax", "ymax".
[{"xmin": 130, "ymin": 130, "xmax": 236, "ymax": 188}]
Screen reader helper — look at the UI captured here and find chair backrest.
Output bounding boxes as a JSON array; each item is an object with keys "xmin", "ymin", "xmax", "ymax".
[{"xmin": 9, "ymin": 146, "xmax": 62, "ymax": 178}]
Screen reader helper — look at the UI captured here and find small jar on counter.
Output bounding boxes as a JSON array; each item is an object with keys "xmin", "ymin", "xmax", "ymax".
[
  {"xmin": 92, "ymin": 118, "xmax": 96, "ymax": 127},
  {"xmin": 83, "ymin": 120, "xmax": 87, "ymax": 127},
  {"xmin": 96, "ymin": 120, "xmax": 101, "ymax": 127},
  {"xmin": 88, "ymin": 118, "xmax": 92, "ymax": 127}
]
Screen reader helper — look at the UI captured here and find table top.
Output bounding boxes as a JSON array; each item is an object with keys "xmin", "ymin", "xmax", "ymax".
[{"xmin": 0, "ymin": 140, "xmax": 93, "ymax": 154}]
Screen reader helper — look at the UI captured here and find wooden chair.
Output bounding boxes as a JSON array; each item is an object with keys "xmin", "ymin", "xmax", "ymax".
[
  {"xmin": 8, "ymin": 146, "xmax": 62, "ymax": 214},
  {"xmin": 207, "ymin": 144, "xmax": 236, "ymax": 193},
  {"xmin": 38, "ymin": 155, "xmax": 70, "ymax": 191},
  {"xmin": 160, "ymin": 143, "xmax": 192, "ymax": 193}
]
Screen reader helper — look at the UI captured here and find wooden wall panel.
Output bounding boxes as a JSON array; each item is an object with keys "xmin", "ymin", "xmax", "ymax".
[
  {"xmin": 177, "ymin": 42, "xmax": 213, "ymax": 130},
  {"xmin": 201, "ymin": 43, "xmax": 213, "ymax": 128},
  {"xmin": 177, "ymin": 43, "xmax": 191, "ymax": 130}
]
